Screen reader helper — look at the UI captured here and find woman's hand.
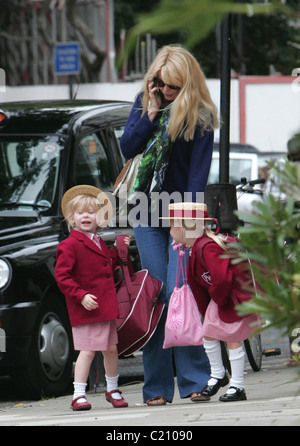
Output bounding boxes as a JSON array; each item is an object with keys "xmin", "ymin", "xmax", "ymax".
[
  {"xmin": 147, "ymin": 80, "xmax": 162, "ymax": 121},
  {"xmin": 81, "ymin": 293, "xmax": 98, "ymax": 311}
]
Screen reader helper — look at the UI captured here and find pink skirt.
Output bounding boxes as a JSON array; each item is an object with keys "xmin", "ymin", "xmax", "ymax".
[
  {"xmin": 72, "ymin": 320, "xmax": 118, "ymax": 351},
  {"xmin": 202, "ymin": 299, "xmax": 261, "ymax": 343}
]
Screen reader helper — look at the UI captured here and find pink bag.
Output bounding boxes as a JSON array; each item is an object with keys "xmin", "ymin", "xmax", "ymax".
[{"xmin": 163, "ymin": 246, "xmax": 203, "ymax": 349}]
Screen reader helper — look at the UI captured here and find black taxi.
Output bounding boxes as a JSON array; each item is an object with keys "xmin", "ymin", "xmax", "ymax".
[{"xmin": 0, "ymin": 100, "xmax": 137, "ymax": 399}]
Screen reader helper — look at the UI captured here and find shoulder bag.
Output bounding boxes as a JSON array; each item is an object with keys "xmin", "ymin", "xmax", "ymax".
[{"xmin": 113, "ymin": 154, "xmax": 143, "ymax": 200}]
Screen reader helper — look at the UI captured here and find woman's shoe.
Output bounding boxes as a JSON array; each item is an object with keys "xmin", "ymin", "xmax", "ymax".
[
  {"xmin": 219, "ymin": 386, "xmax": 247, "ymax": 402},
  {"xmin": 201, "ymin": 374, "xmax": 229, "ymax": 397},
  {"xmin": 146, "ymin": 396, "xmax": 167, "ymax": 406},
  {"xmin": 105, "ymin": 389, "xmax": 128, "ymax": 408},
  {"xmin": 190, "ymin": 392, "xmax": 210, "ymax": 402},
  {"xmin": 71, "ymin": 395, "xmax": 92, "ymax": 411}
]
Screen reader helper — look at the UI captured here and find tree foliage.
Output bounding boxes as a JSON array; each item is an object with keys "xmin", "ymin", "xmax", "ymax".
[
  {"xmin": 233, "ymin": 159, "xmax": 300, "ymax": 344},
  {"xmin": 118, "ymin": 0, "xmax": 300, "ymax": 76}
]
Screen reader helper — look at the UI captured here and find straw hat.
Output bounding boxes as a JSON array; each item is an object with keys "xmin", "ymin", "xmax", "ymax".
[
  {"xmin": 61, "ymin": 185, "xmax": 113, "ymax": 223},
  {"xmin": 160, "ymin": 202, "xmax": 215, "ymax": 220}
]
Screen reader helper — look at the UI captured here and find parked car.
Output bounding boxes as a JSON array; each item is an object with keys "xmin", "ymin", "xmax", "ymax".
[
  {"xmin": 208, "ymin": 142, "xmax": 261, "ymax": 185},
  {"xmin": 0, "ymin": 100, "xmax": 140, "ymax": 399},
  {"xmin": 209, "ymin": 143, "xmax": 287, "ymax": 218}
]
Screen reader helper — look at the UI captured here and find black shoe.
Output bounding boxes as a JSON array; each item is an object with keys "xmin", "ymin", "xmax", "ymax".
[
  {"xmin": 201, "ymin": 374, "xmax": 229, "ymax": 397},
  {"xmin": 219, "ymin": 386, "xmax": 247, "ymax": 402}
]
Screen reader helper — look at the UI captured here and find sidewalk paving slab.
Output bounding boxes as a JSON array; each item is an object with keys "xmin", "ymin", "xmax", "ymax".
[{"xmin": 0, "ymin": 357, "xmax": 299, "ymax": 426}]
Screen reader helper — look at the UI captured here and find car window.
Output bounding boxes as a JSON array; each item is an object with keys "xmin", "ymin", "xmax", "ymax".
[
  {"xmin": 208, "ymin": 154, "xmax": 257, "ymax": 185},
  {"xmin": 229, "ymin": 159, "xmax": 253, "ymax": 184},
  {"xmin": 113, "ymin": 125, "xmax": 126, "ymax": 163},
  {"xmin": 0, "ymin": 135, "xmax": 61, "ymax": 209},
  {"xmin": 75, "ymin": 132, "xmax": 114, "ymax": 189}
]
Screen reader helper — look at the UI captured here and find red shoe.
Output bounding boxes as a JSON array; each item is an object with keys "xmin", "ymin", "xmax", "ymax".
[
  {"xmin": 71, "ymin": 395, "xmax": 92, "ymax": 411},
  {"xmin": 105, "ymin": 389, "xmax": 128, "ymax": 408}
]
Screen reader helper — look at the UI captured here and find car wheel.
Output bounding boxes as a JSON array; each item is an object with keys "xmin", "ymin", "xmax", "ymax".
[{"xmin": 14, "ymin": 296, "xmax": 74, "ymax": 400}]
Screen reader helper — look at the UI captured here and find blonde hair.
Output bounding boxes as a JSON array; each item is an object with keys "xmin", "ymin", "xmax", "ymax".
[
  {"xmin": 204, "ymin": 228, "xmax": 228, "ymax": 250},
  {"xmin": 65, "ymin": 194, "xmax": 101, "ymax": 231},
  {"xmin": 141, "ymin": 45, "xmax": 219, "ymax": 142}
]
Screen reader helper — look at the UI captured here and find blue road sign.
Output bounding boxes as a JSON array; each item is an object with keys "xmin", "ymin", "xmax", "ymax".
[{"xmin": 54, "ymin": 42, "xmax": 80, "ymax": 75}]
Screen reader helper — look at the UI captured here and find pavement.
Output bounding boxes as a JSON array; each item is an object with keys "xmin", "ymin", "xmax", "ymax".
[
  {"xmin": 0, "ymin": 329, "xmax": 299, "ymax": 427},
  {"xmin": 0, "ymin": 354, "xmax": 299, "ymax": 427}
]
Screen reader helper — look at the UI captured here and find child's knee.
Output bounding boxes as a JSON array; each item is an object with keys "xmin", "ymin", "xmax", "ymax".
[
  {"xmin": 82, "ymin": 350, "xmax": 95, "ymax": 361},
  {"xmin": 104, "ymin": 345, "xmax": 117, "ymax": 356},
  {"xmin": 77, "ymin": 350, "xmax": 95, "ymax": 365}
]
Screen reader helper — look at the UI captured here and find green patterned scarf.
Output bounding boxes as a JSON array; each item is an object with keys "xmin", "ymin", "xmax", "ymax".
[{"xmin": 131, "ymin": 109, "xmax": 173, "ymax": 196}]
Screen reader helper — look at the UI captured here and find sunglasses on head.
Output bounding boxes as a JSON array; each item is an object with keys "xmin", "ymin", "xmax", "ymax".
[{"xmin": 153, "ymin": 77, "xmax": 180, "ymax": 91}]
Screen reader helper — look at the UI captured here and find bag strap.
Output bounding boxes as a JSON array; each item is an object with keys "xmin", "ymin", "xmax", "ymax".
[
  {"xmin": 175, "ymin": 248, "xmax": 182, "ymax": 288},
  {"xmin": 115, "ymin": 235, "xmax": 134, "ymax": 295},
  {"xmin": 116, "ymin": 234, "xmax": 129, "ymax": 262},
  {"xmin": 182, "ymin": 250, "xmax": 189, "ymax": 285},
  {"xmin": 174, "ymin": 245, "xmax": 188, "ymax": 287},
  {"xmin": 113, "ymin": 159, "xmax": 131, "ymax": 192}
]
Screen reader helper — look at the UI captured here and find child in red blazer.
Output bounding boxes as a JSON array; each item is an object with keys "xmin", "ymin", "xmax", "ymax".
[
  {"xmin": 55, "ymin": 185, "xmax": 129, "ymax": 411},
  {"xmin": 165, "ymin": 202, "xmax": 260, "ymax": 402}
]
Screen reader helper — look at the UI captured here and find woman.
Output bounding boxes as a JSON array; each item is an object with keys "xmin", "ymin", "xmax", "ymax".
[{"xmin": 120, "ymin": 45, "xmax": 219, "ymax": 406}]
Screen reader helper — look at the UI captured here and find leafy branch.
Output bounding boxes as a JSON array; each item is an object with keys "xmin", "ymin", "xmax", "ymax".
[
  {"xmin": 235, "ymin": 160, "xmax": 300, "ymax": 339},
  {"xmin": 119, "ymin": 0, "xmax": 299, "ymax": 64}
]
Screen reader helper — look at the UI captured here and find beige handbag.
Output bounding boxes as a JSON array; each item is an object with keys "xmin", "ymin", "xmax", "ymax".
[{"xmin": 113, "ymin": 154, "xmax": 142, "ymax": 199}]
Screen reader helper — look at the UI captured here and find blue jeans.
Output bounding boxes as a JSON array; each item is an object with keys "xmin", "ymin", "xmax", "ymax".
[{"xmin": 134, "ymin": 225, "xmax": 210, "ymax": 403}]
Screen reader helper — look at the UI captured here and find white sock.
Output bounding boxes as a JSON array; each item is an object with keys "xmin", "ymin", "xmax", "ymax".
[
  {"xmin": 105, "ymin": 374, "xmax": 122, "ymax": 400},
  {"xmin": 203, "ymin": 339, "xmax": 225, "ymax": 385},
  {"xmin": 73, "ymin": 382, "xmax": 87, "ymax": 403},
  {"xmin": 228, "ymin": 346, "xmax": 245, "ymax": 392}
]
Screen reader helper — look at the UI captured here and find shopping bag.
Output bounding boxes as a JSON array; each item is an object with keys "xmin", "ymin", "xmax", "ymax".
[
  {"xmin": 163, "ymin": 247, "xmax": 203, "ymax": 348},
  {"xmin": 115, "ymin": 235, "xmax": 164, "ymax": 356}
]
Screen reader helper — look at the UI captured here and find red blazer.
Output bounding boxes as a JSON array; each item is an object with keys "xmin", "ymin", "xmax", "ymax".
[
  {"xmin": 55, "ymin": 230, "xmax": 119, "ymax": 327},
  {"xmin": 187, "ymin": 235, "xmax": 253, "ymax": 323}
]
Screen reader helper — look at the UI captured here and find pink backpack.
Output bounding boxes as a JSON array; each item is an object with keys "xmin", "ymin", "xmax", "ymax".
[{"xmin": 163, "ymin": 246, "xmax": 203, "ymax": 349}]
